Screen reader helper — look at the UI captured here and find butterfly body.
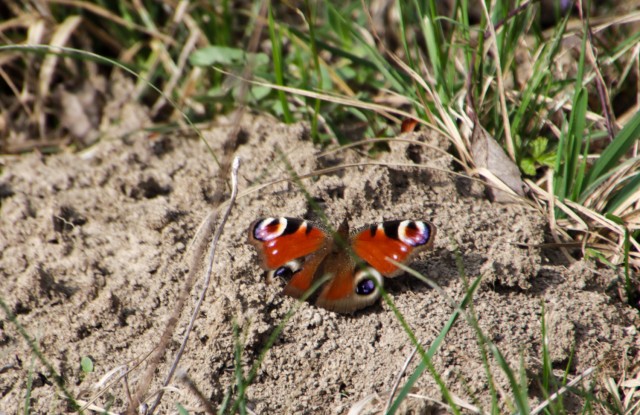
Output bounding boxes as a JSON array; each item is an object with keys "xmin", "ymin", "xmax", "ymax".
[{"xmin": 248, "ymin": 217, "xmax": 436, "ymax": 313}]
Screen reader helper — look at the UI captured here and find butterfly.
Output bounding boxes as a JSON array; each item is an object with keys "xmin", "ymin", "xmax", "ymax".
[{"xmin": 248, "ymin": 217, "xmax": 436, "ymax": 313}]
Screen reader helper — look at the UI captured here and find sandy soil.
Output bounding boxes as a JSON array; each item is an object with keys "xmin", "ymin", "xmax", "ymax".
[{"xmin": 1, "ymin": 113, "xmax": 638, "ymax": 414}]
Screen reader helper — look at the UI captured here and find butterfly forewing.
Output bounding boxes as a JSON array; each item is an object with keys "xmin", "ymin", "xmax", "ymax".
[
  {"xmin": 352, "ymin": 220, "xmax": 436, "ymax": 277},
  {"xmin": 249, "ymin": 217, "xmax": 327, "ymax": 269}
]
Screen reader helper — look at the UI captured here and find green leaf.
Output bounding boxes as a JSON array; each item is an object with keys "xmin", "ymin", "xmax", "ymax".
[
  {"xmin": 249, "ymin": 85, "xmax": 271, "ymax": 101},
  {"xmin": 537, "ymin": 152, "xmax": 556, "ymax": 167},
  {"xmin": 190, "ymin": 46, "xmax": 244, "ymax": 66},
  {"xmin": 190, "ymin": 46, "xmax": 268, "ymax": 68},
  {"xmin": 520, "ymin": 158, "xmax": 537, "ymax": 176},
  {"xmin": 531, "ymin": 137, "xmax": 548, "ymax": 158},
  {"xmin": 80, "ymin": 356, "xmax": 93, "ymax": 373}
]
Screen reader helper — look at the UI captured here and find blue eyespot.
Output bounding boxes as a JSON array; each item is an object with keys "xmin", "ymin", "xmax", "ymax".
[
  {"xmin": 356, "ymin": 278, "xmax": 376, "ymax": 295},
  {"xmin": 274, "ymin": 266, "xmax": 293, "ymax": 279}
]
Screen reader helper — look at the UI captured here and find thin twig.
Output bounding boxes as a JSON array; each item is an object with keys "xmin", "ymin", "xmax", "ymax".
[
  {"xmin": 128, "ymin": 1, "xmax": 267, "ymax": 411},
  {"xmin": 527, "ymin": 367, "xmax": 596, "ymax": 415},
  {"xmin": 147, "ymin": 157, "xmax": 241, "ymax": 414},
  {"xmin": 384, "ymin": 345, "xmax": 419, "ymax": 413}
]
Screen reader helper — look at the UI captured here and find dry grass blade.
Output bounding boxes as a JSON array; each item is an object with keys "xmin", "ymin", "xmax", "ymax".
[
  {"xmin": 77, "ymin": 366, "xmax": 127, "ymax": 412},
  {"xmin": 51, "ymin": 0, "xmax": 175, "ymax": 43},
  {"xmin": 233, "ymin": 159, "xmax": 535, "ymax": 211},
  {"xmin": 150, "ymin": 15, "xmax": 201, "ymax": 117},
  {"xmin": 127, "ymin": 111, "xmax": 238, "ymax": 415},
  {"xmin": 528, "ymin": 367, "xmax": 596, "ymax": 415},
  {"xmin": 78, "ymin": 347, "xmax": 162, "ymax": 413},
  {"xmin": 621, "ymin": 373, "xmax": 640, "ymax": 415},
  {"xmin": 316, "ymin": 137, "xmax": 461, "ymax": 165},
  {"xmin": 586, "ymin": 159, "xmax": 640, "ymax": 218},
  {"xmin": 36, "ymin": 16, "xmax": 81, "ymax": 138},
  {"xmin": 385, "ymin": 54, "xmax": 472, "ymax": 165},
  {"xmin": 593, "ymin": 10, "xmax": 640, "ymax": 33},
  {"xmin": 407, "ymin": 392, "xmax": 481, "ymax": 414},
  {"xmin": 213, "ymin": 67, "xmax": 444, "ymax": 135},
  {"xmin": 479, "ymin": 0, "xmax": 515, "ymax": 160},
  {"xmin": 347, "ymin": 392, "xmax": 379, "ymax": 415},
  {"xmin": 384, "ymin": 345, "xmax": 419, "ymax": 413},
  {"xmin": 526, "ymin": 179, "xmax": 588, "ymax": 230},
  {"xmin": 360, "ymin": 1, "xmax": 472, "ymax": 167},
  {"xmin": 75, "ymin": 399, "xmax": 120, "ymax": 415},
  {"xmin": 578, "ymin": 0, "xmax": 616, "ymax": 140},
  {"xmin": 528, "ymin": 175, "xmax": 578, "ymax": 262},
  {"xmin": 129, "ymin": 3, "xmax": 268, "ymax": 411},
  {"xmin": 472, "ymin": 167, "xmax": 524, "ymax": 201},
  {"xmin": 565, "ymin": 200, "xmax": 640, "ymax": 251}
]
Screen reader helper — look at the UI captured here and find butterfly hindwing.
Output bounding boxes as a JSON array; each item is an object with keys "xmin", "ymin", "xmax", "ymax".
[{"xmin": 315, "ymin": 265, "xmax": 384, "ymax": 313}]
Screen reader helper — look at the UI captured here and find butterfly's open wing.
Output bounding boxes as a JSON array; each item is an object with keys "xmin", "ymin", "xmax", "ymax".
[
  {"xmin": 248, "ymin": 217, "xmax": 329, "ymax": 298},
  {"xmin": 351, "ymin": 220, "xmax": 436, "ymax": 277}
]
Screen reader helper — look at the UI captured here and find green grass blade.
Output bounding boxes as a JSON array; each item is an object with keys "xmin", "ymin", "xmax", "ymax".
[
  {"xmin": 396, "ymin": 0, "xmax": 416, "ymax": 70},
  {"xmin": 605, "ymin": 169, "xmax": 640, "ymax": 214},
  {"xmin": 233, "ymin": 322, "xmax": 247, "ymax": 415},
  {"xmin": 326, "ymin": 3, "xmax": 412, "ymax": 94},
  {"xmin": 491, "ymin": 344, "xmax": 530, "ymax": 415},
  {"xmin": 303, "ymin": 0, "xmax": 321, "ymax": 140},
  {"xmin": 381, "ymin": 290, "xmax": 461, "ymax": 415},
  {"xmin": 24, "ymin": 354, "xmax": 35, "ymax": 415},
  {"xmin": 228, "ymin": 275, "xmax": 332, "ymax": 414},
  {"xmin": 387, "ymin": 275, "xmax": 482, "ymax": 414},
  {"xmin": 585, "ymin": 110, "xmax": 640, "ymax": 190},
  {"xmin": 510, "ymin": 14, "xmax": 568, "ymax": 150},
  {"xmin": 0, "ymin": 296, "xmax": 80, "ymax": 412},
  {"xmin": 554, "ymin": 26, "xmax": 588, "ymax": 205},
  {"xmin": 540, "ymin": 302, "xmax": 552, "ymax": 394},
  {"xmin": 570, "ymin": 88, "xmax": 589, "ymax": 200},
  {"xmin": 268, "ymin": 5, "xmax": 293, "ymax": 123},
  {"xmin": 419, "ymin": 0, "xmax": 449, "ymax": 102}
]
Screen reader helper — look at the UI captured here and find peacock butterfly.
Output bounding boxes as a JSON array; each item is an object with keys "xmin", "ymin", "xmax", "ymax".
[{"xmin": 248, "ymin": 217, "xmax": 436, "ymax": 313}]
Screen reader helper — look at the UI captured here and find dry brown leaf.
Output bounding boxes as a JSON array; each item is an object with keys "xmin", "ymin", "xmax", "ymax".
[{"xmin": 470, "ymin": 122, "xmax": 525, "ymax": 202}]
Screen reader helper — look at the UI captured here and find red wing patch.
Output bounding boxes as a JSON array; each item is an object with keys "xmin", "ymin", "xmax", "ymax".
[
  {"xmin": 282, "ymin": 253, "xmax": 326, "ymax": 299},
  {"xmin": 249, "ymin": 218, "xmax": 327, "ymax": 269},
  {"xmin": 352, "ymin": 220, "xmax": 434, "ymax": 276},
  {"xmin": 317, "ymin": 268, "xmax": 354, "ymax": 301}
]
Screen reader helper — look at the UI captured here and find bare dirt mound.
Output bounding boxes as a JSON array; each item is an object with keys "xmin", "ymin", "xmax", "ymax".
[{"xmin": 1, "ymin": 115, "xmax": 638, "ymax": 413}]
